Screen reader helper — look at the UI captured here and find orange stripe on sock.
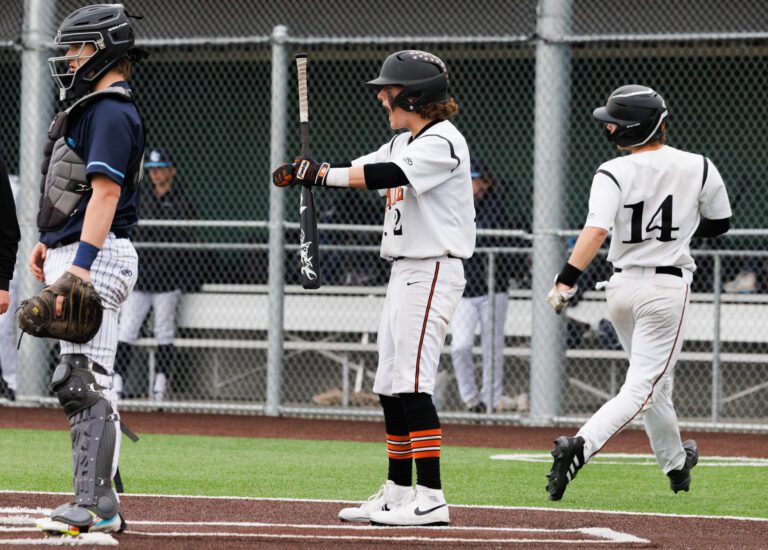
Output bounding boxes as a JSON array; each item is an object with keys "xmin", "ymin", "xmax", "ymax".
[
  {"xmin": 411, "ymin": 439, "xmax": 441, "ymax": 449},
  {"xmin": 388, "ymin": 451, "xmax": 414, "ymax": 460},
  {"xmin": 410, "ymin": 428, "xmax": 442, "ymax": 438},
  {"xmin": 387, "ymin": 434, "xmax": 411, "ymax": 442}
]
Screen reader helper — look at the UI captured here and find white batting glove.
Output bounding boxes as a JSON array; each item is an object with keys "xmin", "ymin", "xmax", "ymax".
[{"xmin": 546, "ymin": 278, "xmax": 578, "ymax": 314}]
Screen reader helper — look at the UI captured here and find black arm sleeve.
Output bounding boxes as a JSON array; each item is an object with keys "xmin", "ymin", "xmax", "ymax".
[
  {"xmin": 0, "ymin": 148, "xmax": 20, "ymax": 291},
  {"xmin": 693, "ymin": 216, "xmax": 730, "ymax": 238},
  {"xmin": 363, "ymin": 162, "xmax": 409, "ymax": 190},
  {"xmin": 330, "ymin": 161, "xmax": 352, "ymax": 168}
]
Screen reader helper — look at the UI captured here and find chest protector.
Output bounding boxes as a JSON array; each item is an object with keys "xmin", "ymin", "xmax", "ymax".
[{"xmin": 37, "ymin": 87, "xmax": 145, "ymax": 232}]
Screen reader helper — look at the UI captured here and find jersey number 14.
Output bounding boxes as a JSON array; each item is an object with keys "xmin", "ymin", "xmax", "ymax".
[{"xmin": 622, "ymin": 194, "xmax": 679, "ymax": 243}]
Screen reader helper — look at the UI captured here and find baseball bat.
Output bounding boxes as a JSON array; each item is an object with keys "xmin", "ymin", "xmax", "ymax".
[{"xmin": 295, "ymin": 53, "xmax": 321, "ymax": 290}]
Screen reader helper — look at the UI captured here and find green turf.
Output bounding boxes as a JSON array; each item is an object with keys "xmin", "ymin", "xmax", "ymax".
[{"xmin": 1, "ymin": 428, "xmax": 765, "ymax": 518}]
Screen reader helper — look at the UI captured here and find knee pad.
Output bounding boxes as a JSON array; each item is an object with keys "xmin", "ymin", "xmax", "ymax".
[
  {"xmin": 50, "ymin": 354, "xmax": 103, "ymax": 416},
  {"xmin": 53, "ymin": 355, "xmax": 119, "ymax": 517}
]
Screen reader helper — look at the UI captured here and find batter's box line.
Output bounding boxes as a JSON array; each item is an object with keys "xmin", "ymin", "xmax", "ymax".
[
  {"xmin": 2, "ymin": 491, "xmax": 767, "ymax": 523},
  {"xmin": 490, "ymin": 452, "xmax": 768, "ymax": 467},
  {"xmin": 127, "ymin": 529, "xmax": 649, "ymax": 544}
]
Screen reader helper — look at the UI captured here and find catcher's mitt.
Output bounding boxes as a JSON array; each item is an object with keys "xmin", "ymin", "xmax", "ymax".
[{"xmin": 18, "ymin": 272, "xmax": 103, "ymax": 344}]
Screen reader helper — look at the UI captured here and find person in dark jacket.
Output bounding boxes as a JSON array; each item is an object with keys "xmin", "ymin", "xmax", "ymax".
[
  {"xmin": 450, "ymin": 158, "xmax": 519, "ymax": 412},
  {"xmin": 0, "ymin": 154, "xmax": 20, "ymax": 401},
  {"xmin": 114, "ymin": 148, "xmax": 197, "ymax": 401}
]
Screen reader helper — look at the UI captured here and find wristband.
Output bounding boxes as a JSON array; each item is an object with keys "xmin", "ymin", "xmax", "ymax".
[
  {"xmin": 324, "ymin": 167, "xmax": 350, "ymax": 188},
  {"xmin": 72, "ymin": 241, "xmax": 100, "ymax": 271},
  {"xmin": 556, "ymin": 262, "xmax": 583, "ymax": 287}
]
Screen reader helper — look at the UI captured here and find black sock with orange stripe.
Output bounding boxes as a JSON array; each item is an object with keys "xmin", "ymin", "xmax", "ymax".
[
  {"xmin": 400, "ymin": 392, "xmax": 442, "ymax": 490},
  {"xmin": 379, "ymin": 394, "xmax": 412, "ymax": 487}
]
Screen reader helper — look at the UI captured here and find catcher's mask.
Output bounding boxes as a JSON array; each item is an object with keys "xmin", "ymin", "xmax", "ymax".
[
  {"xmin": 48, "ymin": 3, "xmax": 148, "ymax": 102},
  {"xmin": 593, "ymin": 85, "xmax": 668, "ymax": 148}
]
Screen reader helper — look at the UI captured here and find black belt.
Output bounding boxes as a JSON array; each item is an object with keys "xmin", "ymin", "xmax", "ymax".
[
  {"xmin": 392, "ymin": 254, "xmax": 460, "ymax": 262},
  {"xmin": 614, "ymin": 266, "xmax": 683, "ymax": 278}
]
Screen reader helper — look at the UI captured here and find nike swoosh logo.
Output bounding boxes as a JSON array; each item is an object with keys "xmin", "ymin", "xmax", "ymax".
[
  {"xmin": 414, "ymin": 504, "xmax": 447, "ymax": 516},
  {"xmin": 300, "ymin": 206, "xmax": 307, "ymax": 214},
  {"xmin": 406, "ymin": 281, "xmax": 418, "ymax": 286}
]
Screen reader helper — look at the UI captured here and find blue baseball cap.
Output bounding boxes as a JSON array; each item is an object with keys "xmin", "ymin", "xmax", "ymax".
[
  {"xmin": 470, "ymin": 157, "xmax": 489, "ymax": 179},
  {"xmin": 145, "ymin": 147, "xmax": 176, "ymax": 168}
]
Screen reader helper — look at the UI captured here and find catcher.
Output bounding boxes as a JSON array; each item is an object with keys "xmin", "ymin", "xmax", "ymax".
[{"xmin": 20, "ymin": 4, "xmax": 147, "ymax": 536}]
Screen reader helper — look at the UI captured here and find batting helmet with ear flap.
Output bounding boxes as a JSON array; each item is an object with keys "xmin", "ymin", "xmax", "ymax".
[
  {"xmin": 593, "ymin": 85, "xmax": 668, "ymax": 148},
  {"xmin": 366, "ymin": 50, "xmax": 449, "ymax": 112}
]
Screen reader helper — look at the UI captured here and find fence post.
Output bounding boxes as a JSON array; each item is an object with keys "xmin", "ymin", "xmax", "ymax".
[
  {"xmin": 484, "ymin": 250, "xmax": 496, "ymax": 417},
  {"xmin": 529, "ymin": 0, "xmax": 573, "ymax": 423},
  {"xmin": 17, "ymin": 0, "xmax": 56, "ymax": 400},
  {"xmin": 265, "ymin": 25, "xmax": 288, "ymax": 416},
  {"xmin": 711, "ymin": 254, "xmax": 722, "ymax": 422}
]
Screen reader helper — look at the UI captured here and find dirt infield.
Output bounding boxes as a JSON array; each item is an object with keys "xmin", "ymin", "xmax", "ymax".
[
  {"xmin": 1, "ymin": 491, "xmax": 767, "ymax": 548},
  {"xmin": 3, "ymin": 406, "xmax": 768, "ymax": 456}
]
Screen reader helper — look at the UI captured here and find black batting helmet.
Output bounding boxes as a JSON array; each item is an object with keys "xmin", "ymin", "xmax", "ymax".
[
  {"xmin": 48, "ymin": 3, "xmax": 148, "ymax": 101},
  {"xmin": 366, "ymin": 50, "xmax": 449, "ymax": 112},
  {"xmin": 593, "ymin": 85, "xmax": 668, "ymax": 148}
]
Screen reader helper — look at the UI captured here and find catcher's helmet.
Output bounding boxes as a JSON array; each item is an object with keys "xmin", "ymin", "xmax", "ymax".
[
  {"xmin": 366, "ymin": 50, "xmax": 449, "ymax": 112},
  {"xmin": 593, "ymin": 85, "xmax": 668, "ymax": 148},
  {"xmin": 48, "ymin": 3, "xmax": 148, "ymax": 101}
]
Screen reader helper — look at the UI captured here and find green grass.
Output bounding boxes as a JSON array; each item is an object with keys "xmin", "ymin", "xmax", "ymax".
[{"xmin": 1, "ymin": 428, "xmax": 765, "ymax": 518}]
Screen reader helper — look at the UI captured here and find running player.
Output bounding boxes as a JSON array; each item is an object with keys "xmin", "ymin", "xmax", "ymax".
[
  {"xmin": 28, "ymin": 4, "xmax": 147, "ymax": 534},
  {"xmin": 273, "ymin": 50, "xmax": 475, "ymax": 526},
  {"xmin": 544, "ymin": 85, "xmax": 732, "ymax": 500}
]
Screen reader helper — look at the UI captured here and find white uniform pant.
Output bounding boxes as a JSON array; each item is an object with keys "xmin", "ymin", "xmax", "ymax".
[
  {"xmin": 0, "ymin": 274, "xmax": 18, "ymax": 391},
  {"xmin": 374, "ymin": 257, "xmax": 465, "ymax": 396},
  {"xmin": 118, "ymin": 289, "xmax": 181, "ymax": 345},
  {"xmin": 44, "ymin": 234, "xmax": 138, "ymax": 411},
  {"xmin": 577, "ymin": 268, "xmax": 691, "ymax": 474},
  {"xmin": 450, "ymin": 292, "xmax": 508, "ymax": 408}
]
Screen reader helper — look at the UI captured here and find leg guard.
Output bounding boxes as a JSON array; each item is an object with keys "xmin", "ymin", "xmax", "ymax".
[{"xmin": 51, "ymin": 354, "xmax": 119, "ymax": 524}]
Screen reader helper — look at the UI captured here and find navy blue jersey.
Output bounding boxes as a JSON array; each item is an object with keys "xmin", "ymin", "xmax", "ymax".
[{"xmin": 40, "ymin": 81, "xmax": 144, "ymax": 247}]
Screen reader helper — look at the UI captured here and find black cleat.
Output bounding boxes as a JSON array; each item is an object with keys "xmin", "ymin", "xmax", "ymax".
[
  {"xmin": 546, "ymin": 436, "xmax": 585, "ymax": 501},
  {"xmin": 668, "ymin": 439, "xmax": 698, "ymax": 493}
]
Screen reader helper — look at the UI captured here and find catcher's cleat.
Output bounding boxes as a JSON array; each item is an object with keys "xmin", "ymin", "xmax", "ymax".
[
  {"xmin": 39, "ymin": 507, "xmax": 126, "ymax": 536},
  {"xmin": 668, "ymin": 439, "xmax": 698, "ymax": 493},
  {"xmin": 546, "ymin": 436, "xmax": 585, "ymax": 501},
  {"xmin": 339, "ymin": 481, "xmax": 414, "ymax": 523}
]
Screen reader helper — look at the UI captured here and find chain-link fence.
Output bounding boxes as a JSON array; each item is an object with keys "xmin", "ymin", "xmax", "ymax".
[{"xmin": 1, "ymin": 0, "xmax": 767, "ymax": 430}]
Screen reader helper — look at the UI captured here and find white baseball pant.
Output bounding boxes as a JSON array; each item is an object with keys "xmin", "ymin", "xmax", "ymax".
[
  {"xmin": 450, "ymin": 292, "xmax": 509, "ymax": 408},
  {"xmin": 374, "ymin": 256, "xmax": 465, "ymax": 396},
  {"xmin": 577, "ymin": 267, "xmax": 691, "ymax": 474}
]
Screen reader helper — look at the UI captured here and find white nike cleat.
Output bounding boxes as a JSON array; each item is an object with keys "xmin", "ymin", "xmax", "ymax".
[
  {"xmin": 338, "ymin": 480, "xmax": 414, "ymax": 523},
  {"xmin": 369, "ymin": 485, "xmax": 449, "ymax": 526}
]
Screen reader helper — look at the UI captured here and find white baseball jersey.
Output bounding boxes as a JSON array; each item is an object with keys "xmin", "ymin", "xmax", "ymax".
[
  {"xmin": 585, "ymin": 145, "xmax": 732, "ymax": 272},
  {"xmin": 353, "ymin": 120, "xmax": 476, "ymax": 261}
]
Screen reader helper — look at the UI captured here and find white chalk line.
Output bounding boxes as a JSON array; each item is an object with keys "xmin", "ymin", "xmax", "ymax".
[
  {"xmin": 1, "ymin": 490, "xmax": 766, "ymax": 523},
  {"xmin": 126, "ymin": 531, "xmax": 645, "ymax": 544},
  {"xmin": 490, "ymin": 452, "xmax": 768, "ymax": 468},
  {"xmin": 0, "ymin": 509, "xmax": 646, "ymax": 543},
  {"xmin": 0, "ymin": 532, "xmax": 117, "ymax": 546}
]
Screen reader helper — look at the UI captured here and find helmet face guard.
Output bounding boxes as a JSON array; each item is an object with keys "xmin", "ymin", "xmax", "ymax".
[
  {"xmin": 593, "ymin": 86, "xmax": 668, "ymax": 148},
  {"xmin": 48, "ymin": 37, "xmax": 102, "ymax": 102}
]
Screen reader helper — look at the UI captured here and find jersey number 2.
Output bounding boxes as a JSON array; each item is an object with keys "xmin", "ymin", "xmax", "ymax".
[
  {"xmin": 622, "ymin": 194, "xmax": 679, "ymax": 243},
  {"xmin": 393, "ymin": 208, "xmax": 403, "ymax": 236}
]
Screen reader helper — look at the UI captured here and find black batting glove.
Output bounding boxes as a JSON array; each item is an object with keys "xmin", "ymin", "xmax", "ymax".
[{"xmin": 295, "ymin": 157, "xmax": 330, "ymax": 187}]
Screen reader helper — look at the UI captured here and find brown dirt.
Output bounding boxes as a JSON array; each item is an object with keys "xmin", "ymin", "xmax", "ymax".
[
  {"xmin": 2, "ymin": 406, "xmax": 767, "ymax": 456},
  {"xmin": 1, "ymin": 491, "xmax": 766, "ymax": 549}
]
